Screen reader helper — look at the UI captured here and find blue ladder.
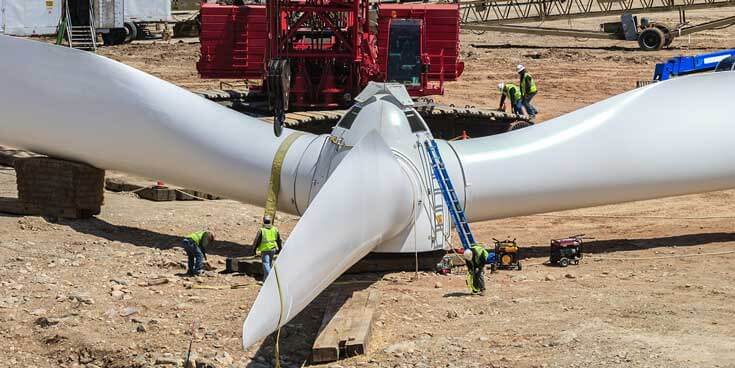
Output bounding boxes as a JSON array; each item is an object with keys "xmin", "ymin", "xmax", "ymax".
[{"xmin": 423, "ymin": 140, "xmax": 476, "ymax": 249}]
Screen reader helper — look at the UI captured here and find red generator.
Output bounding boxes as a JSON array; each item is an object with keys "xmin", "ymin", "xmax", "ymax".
[{"xmin": 196, "ymin": 0, "xmax": 464, "ymax": 110}]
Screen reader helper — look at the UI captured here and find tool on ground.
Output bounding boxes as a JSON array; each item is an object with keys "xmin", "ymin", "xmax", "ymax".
[
  {"xmin": 489, "ymin": 237, "xmax": 522, "ymax": 272},
  {"xmin": 424, "ymin": 140, "xmax": 475, "ymax": 249},
  {"xmin": 549, "ymin": 234, "xmax": 592, "ymax": 267},
  {"xmin": 189, "ymin": 284, "xmax": 251, "ymax": 290},
  {"xmin": 185, "ymin": 320, "xmax": 198, "ymax": 367}
]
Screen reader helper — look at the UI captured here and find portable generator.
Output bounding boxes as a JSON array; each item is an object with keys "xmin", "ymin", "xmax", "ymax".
[
  {"xmin": 549, "ymin": 234, "xmax": 588, "ymax": 267},
  {"xmin": 489, "ymin": 238, "xmax": 522, "ymax": 272}
]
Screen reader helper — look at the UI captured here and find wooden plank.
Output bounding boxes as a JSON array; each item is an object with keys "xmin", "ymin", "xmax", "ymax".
[
  {"xmin": 312, "ymin": 289, "xmax": 381, "ymax": 363},
  {"xmin": 105, "ymin": 176, "xmax": 223, "ymax": 201},
  {"xmin": 0, "ymin": 197, "xmax": 96, "ymax": 219},
  {"xmin": 136, "ymin": 187, "xmax": 177, "ymax": 201},
  {"xmin": 0, "ymin": 197, "xmax": 41, "ymax": 216},
  {"xmin": 312, "ymin": 292, "xmax": 351, "ymax": 363},
  {"xmin": 105, "ymin": 177, "xmax": 144, "ymax": 192},
  {"xmin": 344, "ymin": 290, "xmax": 380, "ymax": 357}
]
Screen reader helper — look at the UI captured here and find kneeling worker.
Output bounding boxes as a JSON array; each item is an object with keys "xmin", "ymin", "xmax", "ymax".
[
  {"xmin": 463, "ymin": 244, "xmax": 489, "ymax": 295},
  {"xmin": 252, "ymin": 216, "xmax": 282, "ymax": 280},
  {"xmin": 498, "ymin": 82, "xmax": 524, "ymax": 116},
  {"xmin": 183, "ymin": 231, "xmax": 215, "ymax": 276}
]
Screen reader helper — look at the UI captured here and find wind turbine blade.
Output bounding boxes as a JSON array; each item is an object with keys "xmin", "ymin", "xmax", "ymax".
[
  {"xmin": 0, "ymin": 35, "xmax": 318, "ymax": 210},
  {"xmin": 449, "ymin": 73, "xmax": 735, "ymax": 221},
  {"xmin": 242, "ymin": 131, "xmax": 414, "ymax": 349}
]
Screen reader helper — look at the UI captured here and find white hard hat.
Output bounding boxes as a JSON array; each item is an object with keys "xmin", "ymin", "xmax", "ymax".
[
  {"xmin": 517, "ymin": 64, "xmax": 526, "ymax": 73},
  {"xmin": 497, "ymin": 83, "xmax": 505, "ymax": 91},
  {"xmin": 463, "ymin": 249, "xmax": 473, "ymax": 261}
]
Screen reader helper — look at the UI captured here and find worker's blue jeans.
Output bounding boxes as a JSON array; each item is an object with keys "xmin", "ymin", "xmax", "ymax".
[
  {"xmin": 261, "ymin": 250, "xmax": 276, "ymax": 280},
  {"xmin": 182, "ymin": 238, "xmax": 204, "ymax": 275},
  {"xmin": 522, "ymin": 92, "xmax": 538, "ymax": 117},
  {"xmin": 512, "ymin": 100, "xmax": 524, "ymax": 116}
]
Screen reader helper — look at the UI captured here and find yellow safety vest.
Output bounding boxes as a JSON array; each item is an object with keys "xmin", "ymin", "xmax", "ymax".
[
  {"xmin": 470, "ymin": 244, "xmax": 489, "ymax": 265},
  {"xmin": 258, "ymin": 226, "xmax": 279, "ymax": 253},
  {"xmin": 187, "ymin": 231, "xmax": 208, "ymax": 247},
  {"xmin": 520, "ymin": 73, "xmax": 538, "ymax": 95},
  {"xmin": 504, "ymin": 83, "xmax": 522, "ymax": 103}
]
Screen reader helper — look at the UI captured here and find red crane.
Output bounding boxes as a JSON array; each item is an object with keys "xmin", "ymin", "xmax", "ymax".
[{"xmin": 197, "ymin": 0, "xmax": 464, "ymax": 132}]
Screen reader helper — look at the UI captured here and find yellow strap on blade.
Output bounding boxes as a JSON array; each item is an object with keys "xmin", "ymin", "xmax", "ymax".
[
  {"xmin": 264, "ymin": 132, "xmax": 304, "ymax": 223},
  {"xmin": 273, "ymin": 263, "xmax": 285, "ymax": 368}
]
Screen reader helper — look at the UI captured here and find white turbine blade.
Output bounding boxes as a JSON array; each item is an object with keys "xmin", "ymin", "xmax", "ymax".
[
  {"xmin": 448, "ymin": 72, "xmax": 735, "ymax": 221},
  {"xmin": 242, "ymin": 131, "xmax": 414, "ymax": 349},
  {"xmin": 0, "ymin": 35, "xmax": 318, "ymax": 210}
]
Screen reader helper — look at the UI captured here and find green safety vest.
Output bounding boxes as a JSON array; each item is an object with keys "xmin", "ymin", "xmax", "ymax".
[
  {"xmin": 504, "ymin": 83, "xmax": 522, "ymax": 103},
  {"xmin": 471, "ymin": 244, "xmax": 489, "ymax": 266},
  {"xmin": 258, "ymin": 226, "xmax": 279, "ymax": 253},
  {"xmin": 520, "ymin": 73, "xmax": 538, "ymax": 95},
  {"xmin": 187, "ymin": 231, "xmax": 208, "ymax": 248}
]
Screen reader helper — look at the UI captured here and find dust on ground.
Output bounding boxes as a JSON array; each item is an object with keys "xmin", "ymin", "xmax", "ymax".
[{"xmin": 3, "ymin": 8, "xmax": 735, "ymax": 368}]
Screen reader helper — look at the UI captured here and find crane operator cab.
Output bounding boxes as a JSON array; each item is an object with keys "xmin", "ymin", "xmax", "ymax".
[{"xmin": 387, "ymin": 19, "xmax": 424, "ymax": 87}]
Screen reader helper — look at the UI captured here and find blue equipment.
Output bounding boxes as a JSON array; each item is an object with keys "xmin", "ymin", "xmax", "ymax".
[
  {"xmin": 424, "ymin": 140, "xmax": 476, "ymax": 250},
  {"xmin": 653, "ymin": 49, "xmax": 735, "ymax": 81}
]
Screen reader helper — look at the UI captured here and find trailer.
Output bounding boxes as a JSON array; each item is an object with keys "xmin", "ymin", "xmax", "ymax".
[
  {"xmin": 653, "ymin": 49, "xmax": 735, "ymax": 81},
  {"xmin": 635, "ymin": 48, "xmax": 735, "ymax": 86},
  {"xmin": 460, "ymin": 0, "xmax": 735, "ymax": 51},
  {"xmin": 57, "ymin": 0, "xmax": 172, "ymax": 51},
  {"xmin": 0, "ymin": 0, "xmax": 62, "ymax": 36}
]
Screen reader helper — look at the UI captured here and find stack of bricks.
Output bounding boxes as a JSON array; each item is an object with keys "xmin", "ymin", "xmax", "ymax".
[{"xmin": 14, "ymin": 157, "xmax": 105, "ymax": 218}]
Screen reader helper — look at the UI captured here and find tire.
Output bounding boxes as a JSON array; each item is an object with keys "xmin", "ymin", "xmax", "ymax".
[
  {"xmin": 638, "ymin": 27, "xmax": 665, "ymax": 51},
  {"xmin": 508, "ymin": 120, "xmax": 533, "ymax": 132},
  {"xmin": 124, "ymin": 22, "xmax": 138, "ymax": 43},
  {"xmin": 559, "ymin": 258, "xmax": 570, "ymax": 267}
]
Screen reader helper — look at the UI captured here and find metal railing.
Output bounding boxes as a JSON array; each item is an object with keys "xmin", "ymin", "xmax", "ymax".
[{"xmin": 459, "ymin": 0, "xmax": 735, "ymax": 25}]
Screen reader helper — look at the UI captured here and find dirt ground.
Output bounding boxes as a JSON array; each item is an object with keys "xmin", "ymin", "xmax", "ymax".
[{"xmin": 2, "ymin": 8, "xmax": 735, "ymax": 368}]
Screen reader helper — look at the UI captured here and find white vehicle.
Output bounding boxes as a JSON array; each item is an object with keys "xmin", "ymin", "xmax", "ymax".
[
  {"xmin": 0, "ymin": 0, "xmax": 171, "ymax": 44},
  {"xmin": 68, "ymin": 0, "xmax": 173, "ymax": 45},
  {"xmin": 0, "ymin": 0, "xmax": 62, "ymax": 36}
]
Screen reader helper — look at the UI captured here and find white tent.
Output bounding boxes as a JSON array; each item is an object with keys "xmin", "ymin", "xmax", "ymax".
[{"xmin": 1, "ymin": 0, "xmax": 62, "ymax": 36}]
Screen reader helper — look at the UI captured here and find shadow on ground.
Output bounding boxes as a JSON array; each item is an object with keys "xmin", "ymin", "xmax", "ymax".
[
  {"xmin": 54, "ymin": 216, "xmax": 255, "ymax": 258},
  {"xmin": 519, "ymin": 232, "xmax": 735, "ymax": 260}
]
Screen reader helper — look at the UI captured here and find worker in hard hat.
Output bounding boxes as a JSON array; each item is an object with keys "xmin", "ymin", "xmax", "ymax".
[
  {"xmin": 497, "ymin": 82, "xmax": 524, "ymax": 116},
  {"xmin": 517, "ymin": 64, "xmax": 539, "ymax": 119},
  {"xmin": 252, "ymin": 216, "xmax": 282, "ymax": 280},
  {"xmin": 182, "ymin": 230, "xmax": 215, "ymax": 276},
  {"xmin": 463, "ymin": 244, "xmax": 489, "ymax": 295}
]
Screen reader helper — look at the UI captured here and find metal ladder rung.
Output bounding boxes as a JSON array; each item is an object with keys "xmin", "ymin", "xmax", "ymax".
[{"xmin": 423, "ymin": 139, "xmax": 476, "ymax": 249}]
